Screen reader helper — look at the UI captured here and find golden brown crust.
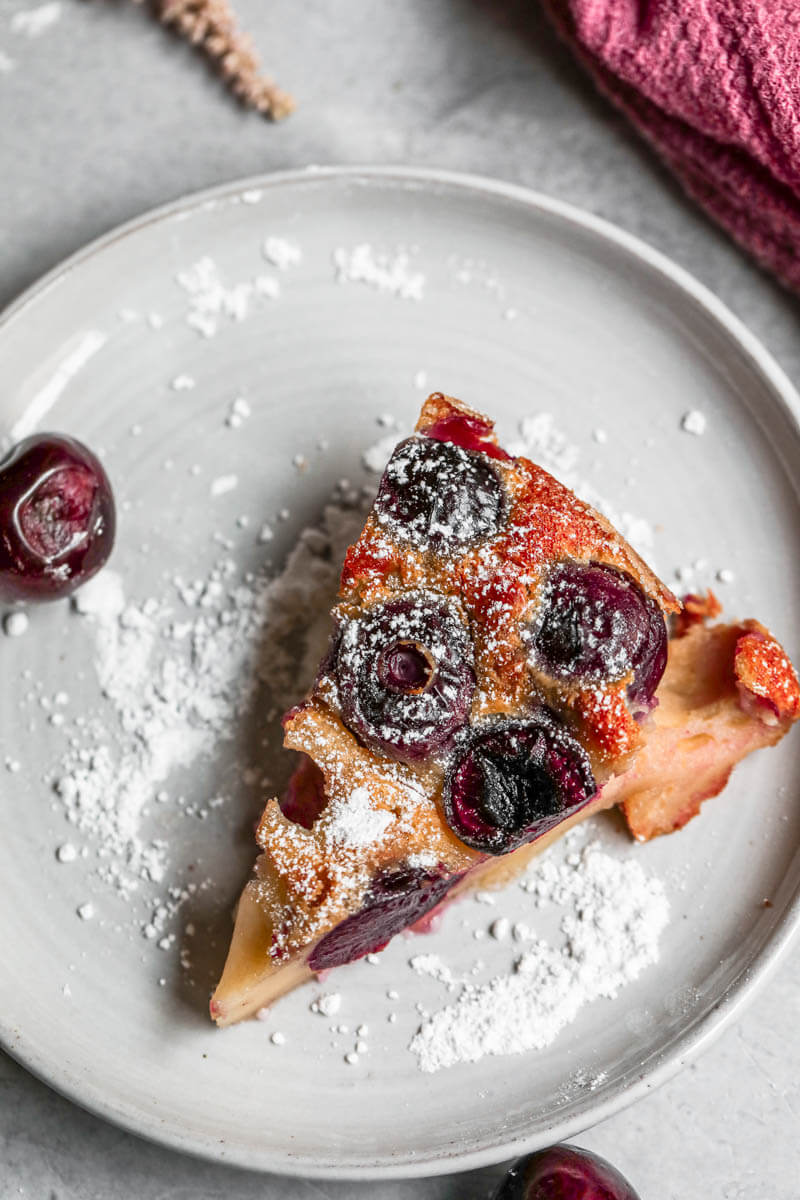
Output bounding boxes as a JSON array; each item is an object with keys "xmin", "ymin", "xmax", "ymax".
[
  {"xmin": 251, "ymin": 704, "xmax": 478, "ymax": 964},
  {"xmin": 612, "ymin": 620, "xmax": 799, "ymax": 841},
  {"xmin": 734, "ymin": 621, "xmax": 800, "ymax": 723},
  {"xmin": 416, "ymin": 391, "xmax": 497, "ymax": 435},
  {"xmin": 673, "ymin": 589, "xmax": 723, "ymax": 636}
]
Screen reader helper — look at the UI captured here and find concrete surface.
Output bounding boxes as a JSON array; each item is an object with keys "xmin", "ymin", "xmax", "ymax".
[{"xmin": 1, "ymin": 1, "xmax": 799, "ymax": 1197}]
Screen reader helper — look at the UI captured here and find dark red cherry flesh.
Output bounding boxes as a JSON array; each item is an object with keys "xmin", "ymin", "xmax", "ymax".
[
  {"xmin": 493, "ymin": 1144, "xmax": 641, "ymax": 1200},
  {"xmin": 0, "ymin": 433, "xmax": 115, "ymax": 602},
  {"xmin": 308, "ymin": 864, "xmax": 459, "ymax": 970},
  {"xmin": 422, "ymin": 409, "xmax": 510, "ymax": 462},
  {"xmin": 528, "ymin": 562, "xmax": 667, "ymax": 711},
  {"xmin": 378, "ymin": 641, "xmax": 433, "ymax": 691},
  {"xmin": 280, "ymin": 753, "xmax": 328, "ymax": 829},
  {"xmin": 444, "ymin": 716, "xmax": 596, "ymax": 855}
]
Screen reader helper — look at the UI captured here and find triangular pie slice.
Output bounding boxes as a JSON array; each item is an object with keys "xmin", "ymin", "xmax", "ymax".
[{"xmin": 211, "ymin": 394, "xmax": 799, "ymax": 1025}]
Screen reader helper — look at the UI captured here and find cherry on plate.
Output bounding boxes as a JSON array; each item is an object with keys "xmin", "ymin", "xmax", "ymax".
[
  {"xmin": 0, "ymin": 433, "xmax": 115, "ymax": 602},
  {"xmin": 493, "ymin": 1144, "xmax": 641, "ymax": 1200}
]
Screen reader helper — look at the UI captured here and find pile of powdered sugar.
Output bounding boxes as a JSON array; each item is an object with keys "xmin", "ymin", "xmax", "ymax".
[
  {"xmin": 53, "ymin": 502, "xmax": 365, "ymax": 901},
  {"xmin": 333, "ymin": 244, "xmax": 425, "ymax": 300},
  {"xmin": 323, "ymin": 785, "xmax": 396, "ymax": 850},
  {"xmin": 176, "ymin": 255, "xmax": 283, "ymax": 338},
  {"xmin": 409, "ymin": 839, "xmax": 669, "ymax": 1072}
]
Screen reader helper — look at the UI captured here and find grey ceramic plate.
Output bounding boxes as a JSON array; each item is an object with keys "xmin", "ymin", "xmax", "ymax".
[{"xmin": 1, "ymin": 168, "xmax": 800, "ymax": 1179}]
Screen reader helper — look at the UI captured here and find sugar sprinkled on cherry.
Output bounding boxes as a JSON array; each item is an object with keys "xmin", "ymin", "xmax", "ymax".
[
  {"xmin": 444, "ymin": 715, "xmax": 596, "ymax": 855},
  {"xmin": 308, "ymin": 864, "xmax": 459, "ymax": 970},
  {"xmin": 334, "ymin": 592, "xmax": 475, "ymax": 761},
  {"xmin": 528, "ymin": 561, "xmax": 667, "ymax": 711},
  {"xmin": 374, "ymin": 435, "xmax": 506, "ymax": 555}
]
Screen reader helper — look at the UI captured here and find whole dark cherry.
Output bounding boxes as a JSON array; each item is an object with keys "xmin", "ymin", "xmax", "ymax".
[
  {"xmin": 335, "ymin": 591, "xmax": 475, "ymax": 761},
  {"xmin": 0, "ymin": 433, "xmax": 115, "ymax": 602},
  {"xmin": 308, "ymin": 864, "xmax": 459, "ymax": 970},
  {"xmin": 374, "ymin": 435, "xmax": 506, "ymax": 555},
  {"xmin": 527, "ymin": 561, "xmax": 667, "ymax": 711},
  {"xmin": 443, "ymin": 715, "xmax": 596, "ymax": 855},
  {"xmin": 493, "ymin": 1144, "xmax": 641, "ymax": 1200}
]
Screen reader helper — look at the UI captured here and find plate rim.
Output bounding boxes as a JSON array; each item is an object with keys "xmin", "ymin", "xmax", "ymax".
[{"xmin": 2, "ymin": 163, "xmax": 800, "ymax": 1180}]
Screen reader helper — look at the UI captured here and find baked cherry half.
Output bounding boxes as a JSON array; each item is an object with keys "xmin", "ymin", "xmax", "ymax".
[
  {"xmin": 335, "ymin": 591, "xmax": 476, "ymax": 761},
  {"xmin": 443, "ymin": 715, "xmax": 596, "ymax": 855},
  {"xmin": 308, "ymin": 864, "xmax": 458, "ymax": 970},
  {"xmin": 0, "ymin": 433, "xmax": 115, "ymax": 602},
  {"xmin": 527, "ymin": 561, "xmax": 667, "ymax": 711},
  {"xmin": 374, "ymin": 435, "xmax": 506, "ymax": 555}
]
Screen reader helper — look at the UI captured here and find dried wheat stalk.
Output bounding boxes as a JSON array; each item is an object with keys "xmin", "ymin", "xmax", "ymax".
[{"xmin": 136, "ymin": 0, "xmax": 294, "ymax": 120}]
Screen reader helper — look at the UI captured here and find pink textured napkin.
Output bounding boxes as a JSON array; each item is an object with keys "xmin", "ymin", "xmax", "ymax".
[{"xmin": 541, "ymin": 0, "xmax": 800, "ymax": 290}]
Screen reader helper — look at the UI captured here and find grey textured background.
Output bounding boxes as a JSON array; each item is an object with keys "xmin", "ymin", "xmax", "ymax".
[{"xmin": 1, "ymin": 2, "xmax": 799, "ymax": 1197}]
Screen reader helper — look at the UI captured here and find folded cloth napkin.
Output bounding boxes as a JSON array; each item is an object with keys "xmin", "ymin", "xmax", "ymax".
[{"xmin": 541, "ymin": 0, "xmax": 800, "ymax": 290}]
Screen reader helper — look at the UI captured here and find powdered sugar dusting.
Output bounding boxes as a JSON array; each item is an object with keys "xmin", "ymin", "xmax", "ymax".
[
  {"xmin": 409, "ymin": 953, "xmax": 457, "ymax": 990},
  {"xmin": 51, "ymin": 503, "xmax": 365, "ymax": 902},
  {"xmin": 681, "ymin": 410, "xmax": 707, "ymax": 436},
  {"xmin": 263, "ymin": 237, "xmax": 302, "ymax": 270},
  {"xmin": 176, "ymin": 257, "xmax": 280, "ymax": 338},
  {"xmin": 508, "ymin": 413, "xmax": 655, "ymax": 561},
  {"xmin": 373, "ymin": 434, "xmax": 505, "ymax": 553},
  {"xmin": 362, "ymin": 432, "xmax": 404, "ymax": 473},
  {"xmin": 10, "ymin": 3, "xmax": 61, "ymax": 37},
  {"xmin": 71, "ymin": 568, "xmax": 126, "ymax": 618},
  {"xmin": 210, "ymin": 473, "xmax": 238, "ymax": 496},
  {"xmin": 3, "ymin": 610, "xmax": 29, "ymax": 637},
  {"xmin": 324, "ymin": 786, "xmax": 394, "ymax": 849},
  {"xmin": 333, "ymin": 245, "xmax": 425, "ymax": 300},
  {"xmin": 410, "ymin": 843, "xmax": 669, "ymax": 1072}
]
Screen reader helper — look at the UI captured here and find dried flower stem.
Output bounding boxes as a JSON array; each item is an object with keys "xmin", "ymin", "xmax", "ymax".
[{"xmin": 137, "ymin": 0, "xmax": 294, "ymax": 120}]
